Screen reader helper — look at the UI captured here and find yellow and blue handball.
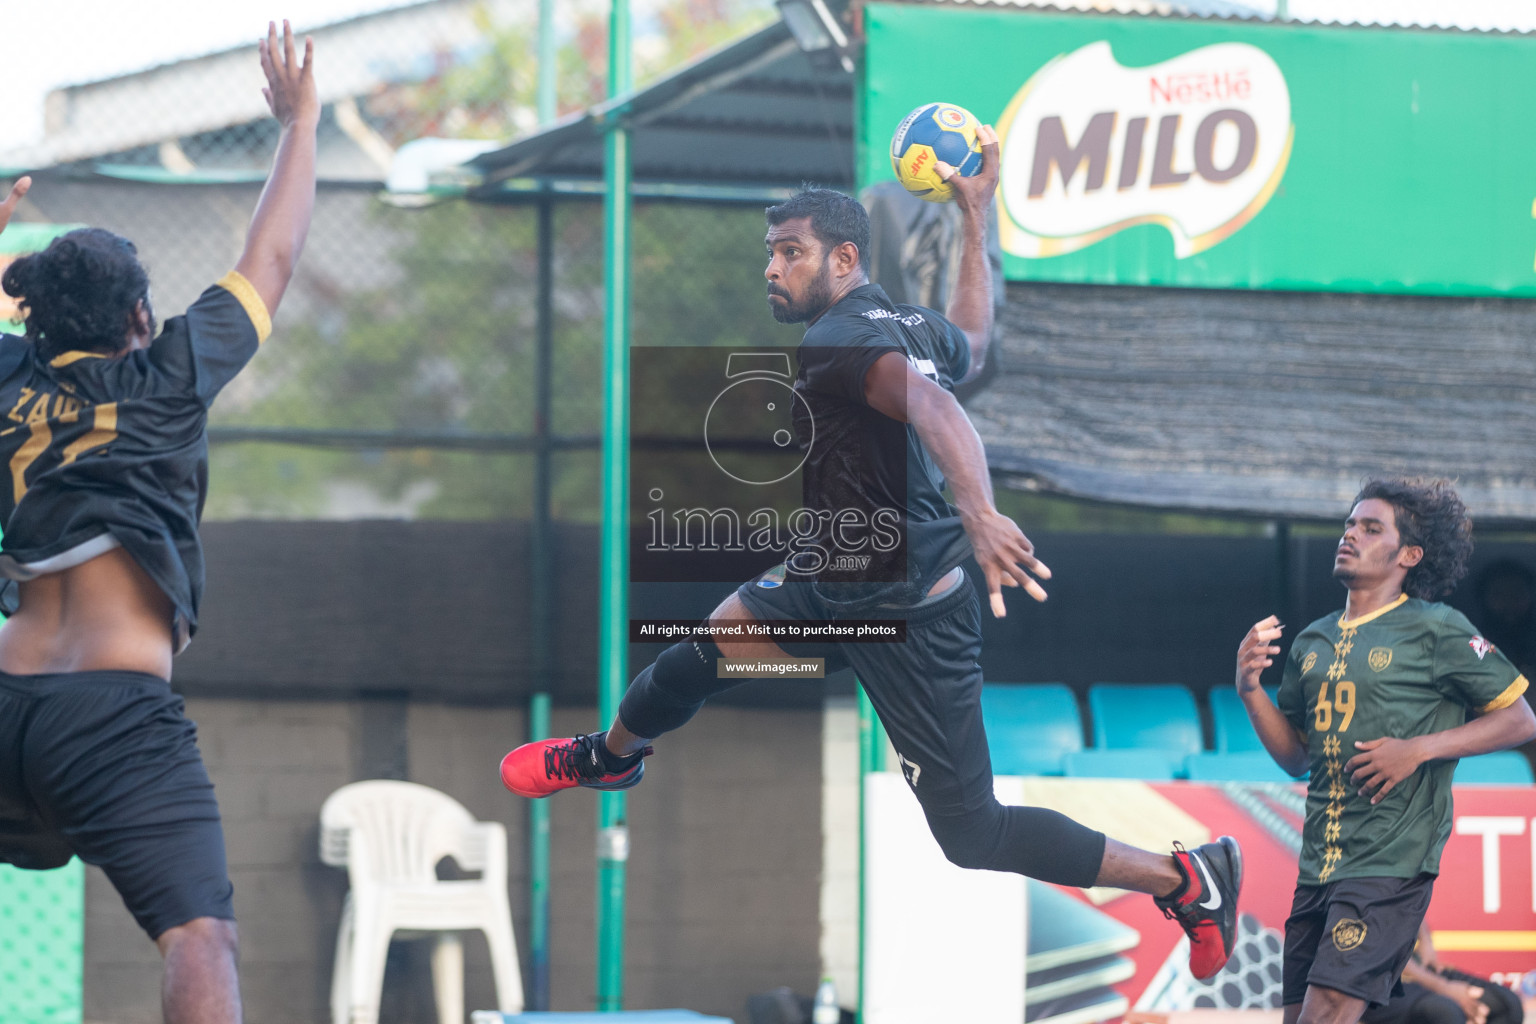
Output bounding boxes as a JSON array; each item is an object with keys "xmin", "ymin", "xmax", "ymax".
[{"xmin": 890, "ymin": 102, "xmax": 983, "ymax": 203}]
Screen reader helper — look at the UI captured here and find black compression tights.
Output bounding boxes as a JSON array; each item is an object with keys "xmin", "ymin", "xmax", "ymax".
[
  {"xmin": 617, "ymin": 638, "xmax": 731, "ymax": 741},
  {"xmin": 923, "ymin": 802, "xmax": 1106, "ymax": 887}
]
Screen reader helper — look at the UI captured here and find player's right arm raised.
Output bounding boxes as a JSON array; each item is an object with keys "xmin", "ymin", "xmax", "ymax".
[
  {"xmin": 1237, "ymin": 615, "xmax": 1309, "ymax": 776},
  {"xmin": 235, "ymin": 19, "xmax": 319, "ymax": 317},
  {"xmin": 937, "ymin": 124, "xmax": 998, "ymax": 382}
]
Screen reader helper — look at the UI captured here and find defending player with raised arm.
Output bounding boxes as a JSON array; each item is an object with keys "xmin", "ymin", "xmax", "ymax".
[
  {"xmin": 1237, "ymin": 479, "xmax": 1536, "ymax": 1024},
  {"xmin": 0, "ymin": 22, "xmax": 316, "ymax": 1024},
  {"xmin": 503, "ymin": 126, "xmax": 1247, "ymax": 982}
]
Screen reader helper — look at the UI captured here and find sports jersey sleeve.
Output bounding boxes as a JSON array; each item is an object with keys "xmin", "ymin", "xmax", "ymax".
[
  {"xmin": 799, "ymin": 319, "xmax": 902, "ymax": 406},
  {"xmin": 935, "ymin": 316, "xmax": 970, "ymax": 382},
  {"xmin": 1277, "ymin": 644, "xmax": 1308, "ymax": 733},
  {"xmin": 1433, "ymin": 607, "xmax": 1528, "ymax": 712},
  {"xmin": 148, "ymin": 271, "xmax": 271, "ymax": 404}
]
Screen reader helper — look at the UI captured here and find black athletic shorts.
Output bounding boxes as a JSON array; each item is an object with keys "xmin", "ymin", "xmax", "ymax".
[
  {"xmin": 736, "ymin": 567, "xmax": 994, "ymax": 817},
  {"xmin": 0, "ymin": 669, "xmax": 234, "ymax": 939},
  {"xmin": 1282, "ymin": 874, "xmax": 1434, "ymax": 1008}
]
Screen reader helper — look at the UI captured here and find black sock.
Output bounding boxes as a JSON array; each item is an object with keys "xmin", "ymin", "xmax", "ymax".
[
  {"xmin": 1161, "ymin": 850, "xmax": 1193, "ymax": 902},
  {"xmin": 592, "ymin": 731, "xmax": 643, "ymax": 772}
]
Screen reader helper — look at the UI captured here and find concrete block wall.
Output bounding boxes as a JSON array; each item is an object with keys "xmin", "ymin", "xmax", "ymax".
[{"xmin": 82, "ymin": 696, "xmax": 822, "ymax": 1024}]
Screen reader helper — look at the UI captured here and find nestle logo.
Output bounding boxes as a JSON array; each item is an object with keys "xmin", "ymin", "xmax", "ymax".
[{"xmin": 1150, "ymin": 70, "xmax": 1252, "ymax": 105}]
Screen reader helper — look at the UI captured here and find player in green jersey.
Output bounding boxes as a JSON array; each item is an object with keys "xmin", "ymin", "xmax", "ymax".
[{"xmin": 1236, "ymin": 477, "xmax": 1536, "ymax": 1024}]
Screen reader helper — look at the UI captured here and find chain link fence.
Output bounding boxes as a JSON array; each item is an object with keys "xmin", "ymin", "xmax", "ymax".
[
  {"xmin": 0, "ymin": 0, "xmax": 783, "ymax": 523},
  {"xmin": 8, "ymin": 175, "xmax": 790, "ymax": 521}
]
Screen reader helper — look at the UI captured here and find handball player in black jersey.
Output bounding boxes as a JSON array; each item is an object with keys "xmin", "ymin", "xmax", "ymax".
[
  {"xmin": 0, "ymin": 22, "xmax": 316, "ymax": 1023},
  {"xmin": 503, "ymin": 126, "xmax": 1244, "ymax": 978}
]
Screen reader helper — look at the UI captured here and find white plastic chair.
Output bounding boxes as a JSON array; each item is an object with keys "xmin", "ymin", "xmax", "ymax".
[{"xmin": 320, "ymin": 780, "xmax": 525, "ymax": 1024}]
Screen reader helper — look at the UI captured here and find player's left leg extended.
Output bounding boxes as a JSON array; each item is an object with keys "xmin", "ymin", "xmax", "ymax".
[
  {"xmin": 501, "ymin": 570, "xmax": 848, "ymax": 798},
  {"xmin": 845, "ymin": 573, "xmax": 1241, "ymax": 979}
]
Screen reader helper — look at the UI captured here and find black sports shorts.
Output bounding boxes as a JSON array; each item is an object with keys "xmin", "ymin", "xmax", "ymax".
[
  {"xmin": 736, "ymin": 567, "xmax": 995, "ymax": 816},
  {"xmin": 1282, "ymin": 873, "xmax": 1434, "ymax": 1008},
  {"xmin": 0, "ymin": 669, "xmax": 234, "ymax": 939}
]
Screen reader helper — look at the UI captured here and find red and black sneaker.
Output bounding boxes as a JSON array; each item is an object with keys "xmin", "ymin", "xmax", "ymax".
[
  {"xmin": 500, "ymin": 733, "xmax": 652, "ymax": 798},
  {"xmin": 1155, "ymin": 836, "xmax": 1243, "ymax": 981}
]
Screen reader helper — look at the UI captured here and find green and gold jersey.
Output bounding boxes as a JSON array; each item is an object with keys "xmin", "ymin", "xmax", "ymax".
[{"xmin": 1279, "ymin": 595, "xmax": 1527, "ymax": 886}]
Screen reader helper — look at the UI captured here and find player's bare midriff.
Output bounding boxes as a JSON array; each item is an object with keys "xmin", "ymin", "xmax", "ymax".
[{"xmin": 0, "ymin": 546, "xmax": 175, "ymax": 680}]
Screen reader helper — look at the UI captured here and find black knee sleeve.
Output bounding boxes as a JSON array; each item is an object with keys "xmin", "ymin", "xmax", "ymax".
[
  {"xmin": 1439, "ymin": 970, "xmax": 1522, "ymax": 1024},
  {"xmin": 617, "ymin": 637, "xmax": 728, "ymax": 739},
  {"xmin": 923, "ymin": 802, "xmax": 1106, "ymax": 887},
  {"xmin": 1481, "ymin": 981, "xmax": 1524, "ymax": 1024},
  {"xmin": 1408, "ymin": 993, "xmax": 1464, "ymax": 1024}
]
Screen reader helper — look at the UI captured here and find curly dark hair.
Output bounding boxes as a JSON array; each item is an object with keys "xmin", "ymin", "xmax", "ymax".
[
  {"xmin": 765, "ymin": 186, "xmax": 870, "ymax": 271},
  {"xmin": 1353, "ymin": 477, "xmax": 1473, "ymax": 600},
  {"xmin": 1, "ymin": 228, "xmax": 151, "ymax": 361}
]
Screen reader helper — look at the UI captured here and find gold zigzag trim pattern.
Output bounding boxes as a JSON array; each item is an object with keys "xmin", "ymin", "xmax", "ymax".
[{"xmin": 1318, "ymin": 626, "xmax": 1355, "ymax": 882}]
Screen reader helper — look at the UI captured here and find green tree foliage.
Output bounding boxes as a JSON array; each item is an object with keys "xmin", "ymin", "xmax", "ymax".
[
  {"xmin": 207, "ymin": 0, "xmax": 784, "ymax": 521},
  {"xmin": 367, "ymin": 0, "xmax": 775, "ymax": 143}
]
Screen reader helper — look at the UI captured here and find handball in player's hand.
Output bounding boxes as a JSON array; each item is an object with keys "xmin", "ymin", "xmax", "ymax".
[{"xmin": 891, "ymin": 102, "xmax": 984, "ymax": 203}]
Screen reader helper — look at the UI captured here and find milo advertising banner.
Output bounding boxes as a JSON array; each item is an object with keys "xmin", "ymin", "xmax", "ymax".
[{"xmin": 862, "ymin": 3, "xmax": 1536, "ymax": 296}]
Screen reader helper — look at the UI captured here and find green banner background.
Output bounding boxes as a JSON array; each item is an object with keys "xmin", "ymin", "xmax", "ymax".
[{"xmin": 863, "ymin": 4, "xmax": 1536, "ymax": 296}]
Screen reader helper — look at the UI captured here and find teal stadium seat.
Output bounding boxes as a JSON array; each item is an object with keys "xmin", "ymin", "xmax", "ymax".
[
  {"xmin": 1087, "ymin": 684, "xmax": 1203, "ymax": 760},
  {"xmin": 1209, "ymin": 686, "xmax": 1279, "ymax": 753},
  {"xmin": 1184, "ymin": 751, "xmax": 1305, "ymax": 783},
  {"xmin": 981, "ymin": 683, "xmax": 1083, "ymax": 776},
  {"xmin": 1061, "ymin": 749, "xmax": 1180, "ymax": 780},
  {"xmin": 1454, "ymin": 751, "xmax": 1535, "ymax": 785}
]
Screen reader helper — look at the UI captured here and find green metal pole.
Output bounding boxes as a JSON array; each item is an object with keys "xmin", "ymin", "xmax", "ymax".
[
  {"xmin": 596, "ymin": 0, "xmax": 632, "ymax": 1011},
  {"xmin": 527, "ymin": 692, "xmax": 552, "ymax": 1008},
  {"xmin": 856, "ymin": 686, "xmax": 886, "ymax": 1023},
  {"xmin": 537, "ymin": 0, "xmax": 557, "ymax": 123},
  {"xmin": 527, "ymin": 2, "xmax": 558, "ymax": 1010}
]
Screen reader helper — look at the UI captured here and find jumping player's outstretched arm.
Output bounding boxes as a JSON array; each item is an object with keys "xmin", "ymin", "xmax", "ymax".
[
  {"xmin": 0, "ymin": 177, "xmax": 31, "ymax": 238},
  {"xmin": 936, "ymin": 125, "xmax": 999, "ymax": 383},
  {"xmin": 864, "ymin": 352, "xmax": 1050, "ymax": 616},
  {"xmin": 236, "ymin": 20, "xmax": 319, "ymax": 317},
  {"xmin": 1236, "ymin": 616, "xmax": 1309, "ymax": 776}
]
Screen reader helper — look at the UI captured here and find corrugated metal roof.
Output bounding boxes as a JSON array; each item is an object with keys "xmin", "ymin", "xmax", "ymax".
[
  {"xmin": 463, "ymin": 19, "xmax": 855, "ymax": 194},
  {"xmin": 898, "ymin": 0, "xmax": 1536, "ymax": 35}
]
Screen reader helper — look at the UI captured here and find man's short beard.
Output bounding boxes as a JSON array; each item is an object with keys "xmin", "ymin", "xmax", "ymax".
[
  {"xmin": 1333, "ymin": 566, "xmax": 1356, "ymax": 585},
  {"xmin": 769, "ymin": 260, "xmax": 834, "ymax": 324}
]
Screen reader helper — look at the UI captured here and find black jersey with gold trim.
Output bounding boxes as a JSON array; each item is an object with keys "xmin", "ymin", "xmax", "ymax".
[{"xmin": 0, "ymin": 271, "xmax": 270, "ymax": 651}]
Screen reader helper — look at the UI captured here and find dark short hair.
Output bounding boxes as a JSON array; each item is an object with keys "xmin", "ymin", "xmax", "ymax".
[
  {"xmin": 1353, "ymin": 477, "xmax": 1472, "ymax": 600},
  {"xmin": 765, "ymin": 186, "xmax": 870, "ymax": 271},
  {"xmin": 1, "ymin": 227, "xmax": 150, "ymax": 360}
]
